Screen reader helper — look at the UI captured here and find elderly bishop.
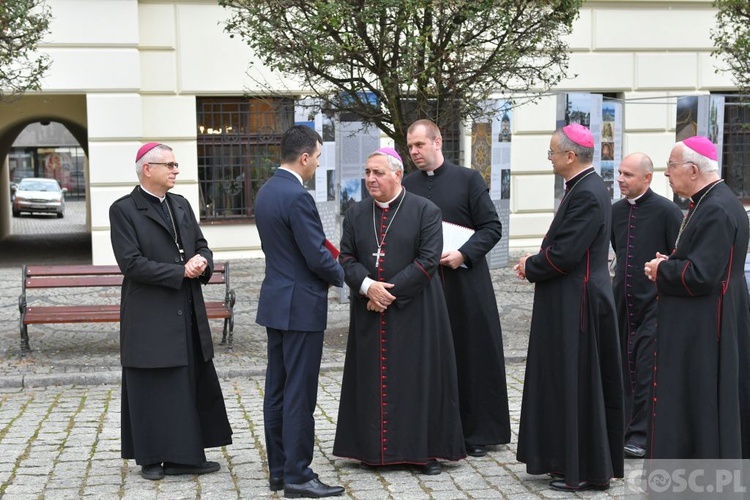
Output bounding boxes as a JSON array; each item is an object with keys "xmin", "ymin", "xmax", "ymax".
[{"xmin": 333, "ymin": 147, "xmax": 465, "ymax": 475}]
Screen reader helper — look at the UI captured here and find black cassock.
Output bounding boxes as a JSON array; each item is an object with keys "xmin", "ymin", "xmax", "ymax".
[
  {"xmin": 333, "ymin": 190, "xmax": 465, "ymax": 465},
  {"xmin": 121, "ymin": 301, "xmax": 232, "ymax": 466},
  {"xmin": 611, "ymin": 189, "xmax": 682, "ymax": 450},
  {"xmin": 651, "ymin": 181, "xmax": 750, "ymax": 458},
  {"xmin": 115, "ymin": 191, "xmax": 232, "ymax": 466},
  {"xmin": 517, "ymin": 168, "xmax": 624, "ymax": 486},
  {"xmin": 402, "ymin": 162, "xmax": 510, "ymax": 446}
]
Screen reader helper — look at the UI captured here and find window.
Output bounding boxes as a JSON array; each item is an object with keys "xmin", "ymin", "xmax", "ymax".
[
  {"xmin": 722, "ymin": 96, "xmax": 750, "ymax": 203},
  {"xmin": 197, "ymin": 97, "xmax": 294, "ymax": 221}
]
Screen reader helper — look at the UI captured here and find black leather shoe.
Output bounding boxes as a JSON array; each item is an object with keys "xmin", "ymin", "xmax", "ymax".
[
  {"xmin": 163, "ymin": 460, "xmax": 220, "ymax": 475},
  {"xmin": 549, "ymin": 479, "xmax": 609, "ymax": 492},
  {"xmin": 466, "ymin": 444, "xmax": 487, "ymax": 457},
  {"xmin": 270, "ymin": 476, "xmax": 284, "ymax": 491},
  {"xmin": 140, "ymin": 463, "xmax": 164, "ymax": 480},
  {"xmin": 283, "ymin": 478, "xmax": 344, "ymax": 498},
  {"xmin": 421, "ymin": 460, "xmax": 442, "ymax": 476},
  {"xmin": 624, "ymin": 443, "xmax": 646, "ymax": 458}
]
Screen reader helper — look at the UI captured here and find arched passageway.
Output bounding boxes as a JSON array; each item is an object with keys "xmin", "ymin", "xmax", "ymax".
[{"xmin": 0, "ymin": 95, "xmax": 91, "ymax": 267}]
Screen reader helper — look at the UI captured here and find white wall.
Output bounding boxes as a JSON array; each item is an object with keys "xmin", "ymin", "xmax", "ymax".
[
  {"xmin": 507, "ymin": 0, "xmax": 731, "ymax": 250},
  {"xmin": 35, "ymin": 0, "xmax": 733, "ymax": 261}
]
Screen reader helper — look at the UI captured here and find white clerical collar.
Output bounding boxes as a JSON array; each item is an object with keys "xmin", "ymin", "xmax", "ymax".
[
  {"xmin": 375, "ymin": 188, "xmax": 403, "ymax": 208},
  {"xmin": 140, "ymin": 185, "xmax": 166, "ymax": 202},
  {"xmin": 279, "ymin": 166, "xmax": 303, "ymax": 185},
  {"xmin": 627, "ymin": 191, "xmax": 647, "ymax": 205},
  {"xmin": 425, "ymin": 162, "xmax": 445, "ymax": 177}
]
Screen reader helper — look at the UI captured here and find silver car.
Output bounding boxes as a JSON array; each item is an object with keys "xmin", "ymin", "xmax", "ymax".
[{"xmin": 12, "ymin": 178, "xmax": 66, "ymax": 218}]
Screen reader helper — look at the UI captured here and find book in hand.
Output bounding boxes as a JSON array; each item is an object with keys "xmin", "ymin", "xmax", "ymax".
[{"xmin": 324, "ymin": 238, "xmax": 340, "ymax": 259}]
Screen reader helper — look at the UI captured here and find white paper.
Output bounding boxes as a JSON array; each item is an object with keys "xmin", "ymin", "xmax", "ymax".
[{"xmin": 442, "ymin": 221, "xmax": 474, "ymax": 253}]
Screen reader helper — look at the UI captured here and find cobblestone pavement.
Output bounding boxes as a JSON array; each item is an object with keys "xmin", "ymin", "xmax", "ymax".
[
  {"xmin": 0, "ymin": 366, "xmax": 641, "ymax": 499},
  {"xmin": 0, "ymin": 202, "xmax": 636, "ymax": 498}
]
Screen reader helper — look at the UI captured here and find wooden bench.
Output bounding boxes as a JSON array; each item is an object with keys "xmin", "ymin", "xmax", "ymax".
[{"xmin": 18, "ymin": 262, "xmax": 236, "ymax": 354}]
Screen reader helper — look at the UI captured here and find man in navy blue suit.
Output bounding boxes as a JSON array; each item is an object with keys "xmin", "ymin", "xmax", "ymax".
[{"xmin": 254, "ymin": 125, "xmax": 345, "ymax": 498}]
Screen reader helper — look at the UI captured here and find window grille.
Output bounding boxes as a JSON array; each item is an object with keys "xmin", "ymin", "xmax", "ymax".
[
  {"xmin": 722, "ymin": 96, "xmax": 750, "ymax": 203},
  {"xmin": 196, "ymin": 97, "xmax": 294, "ymax": 221}
]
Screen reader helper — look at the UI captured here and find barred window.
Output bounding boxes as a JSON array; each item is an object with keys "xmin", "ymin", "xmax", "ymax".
[
  {"xmin": 722, "ymin": 96, "xmax": 750, "ymax": 203},
  {"xmin": 196, "ymin": 97, "xmax": 294, "ymax": 221}
]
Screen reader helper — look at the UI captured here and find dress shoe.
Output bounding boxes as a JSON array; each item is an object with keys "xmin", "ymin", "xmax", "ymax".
[
  {"xmin": 283, "ymin": 478, "xmax": 344, "ymax": 498},
  {"xmin": 163, "ymin": 460, "xmax": 220, "ymax": 475},
  {"xmin": 140, "ymin": 463, "xmax": 164, "ymax": 480},
  {"xmin": 624, "ymin": 443, "xmax": 646, "ymax": 458},
  {"xmin": 466, "ymin": 444, "xmax": 487, "ymax": 457},
  {"xmin": 421, "ymin": 460, "xmax": 442, "ymax": 476},
  {"xmin": 549, "ymin": 479, "xmax": 610, "ymax": 492},
  {"xmin": 270, "ymin": 476, "xmax": 284, "ymax": 491}
]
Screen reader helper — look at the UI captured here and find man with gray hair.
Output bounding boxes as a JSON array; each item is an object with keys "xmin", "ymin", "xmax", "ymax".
[
  {"xmin": 110, "ymin": 142, "xmax": 232, "ymax": 480},
  {"xmin": 644, "ymin": 136, "xmax": 750, "ymax": 458},
  {"xmin": 611, "ymin": 153, "xmax": 682, "ymax": 459},
  {"xmin": 333, "ymin": 147, "xmax": 465, "ymax": 475},
  {"xmin": 514, "ymin": 124, "xmax": 623, "ymax": 492}
]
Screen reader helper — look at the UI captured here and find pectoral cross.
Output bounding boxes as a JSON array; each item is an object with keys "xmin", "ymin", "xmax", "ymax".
[{"xmin": 372, "ymin": 247, "xmax": 385, "ymax": 267}]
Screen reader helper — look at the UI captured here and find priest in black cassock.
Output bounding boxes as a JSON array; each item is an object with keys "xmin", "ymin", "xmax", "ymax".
[
  {"xmin": 644, "ymin": 136, "xmax": 750, "ymax": 458},
  {"xmin": 333, "ymin": 147, "xmax": 465, "ymax": 476},
  {"xmin": 403, "ymin": 119, "xmax": 510, "ymax": 458},
  {"xmin": 611, "ymin": 152, "xmax": 682, "ymax": 459},
  {"xmin": 514, "ymin": 124, "xmax": 623, "ymax": 492},
  {"xmin": 110, "ymin": 143, "xmax": 232, "ymax": 481}
]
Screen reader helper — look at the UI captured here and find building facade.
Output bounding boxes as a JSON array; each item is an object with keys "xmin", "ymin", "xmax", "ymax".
[{"xmin": 0, "ymin": 0, "xmax": 736, "ymax": 264}]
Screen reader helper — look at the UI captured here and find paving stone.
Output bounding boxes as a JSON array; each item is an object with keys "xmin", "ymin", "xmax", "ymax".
[
  {"xmin": 0, "ymin": 208, "xmax": 640, "ymax": 498},
  {"xmin": 82, "ymin": 484, "xmax": 121, "ymax": 497}
]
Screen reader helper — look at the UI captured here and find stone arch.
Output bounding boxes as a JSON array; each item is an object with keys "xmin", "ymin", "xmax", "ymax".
[{"xmin": 0, "ymin": 95, "xmax": 88, "ymax": 238}]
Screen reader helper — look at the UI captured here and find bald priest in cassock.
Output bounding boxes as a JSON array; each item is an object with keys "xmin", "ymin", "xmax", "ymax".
[
  {"xmin": 513, "ymin": 124, "xmax": 623, "ymax": 492},
  {"xmin": 644, "ymin": 136, "xmax": 750, "ymax": 458},
  {"xmin": 333, "ymin": 148, "xmax": 465, "ymax": 476}
]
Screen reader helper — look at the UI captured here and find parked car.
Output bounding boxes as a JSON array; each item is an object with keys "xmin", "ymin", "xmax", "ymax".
[{"xmin": 12, "ymin": 178, "xmax": 66, "ymax": 218}]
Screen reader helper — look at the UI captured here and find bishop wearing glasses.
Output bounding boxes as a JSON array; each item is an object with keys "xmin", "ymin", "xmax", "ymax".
[
  {"xmin": 514, "ymin": 124, "xmax": 623, "ymax": 492},
  {"xmin": 109, "ymin": 142, "xmax": 232, "ymax": 481},
  {"xmin": 644, "ymin": 136, "xmax": 750, "ymax": 459}
]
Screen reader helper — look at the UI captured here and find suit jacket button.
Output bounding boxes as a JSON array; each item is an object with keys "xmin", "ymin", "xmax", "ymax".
[
  {"xmin": 174, "ymin": 257, "xmax": 181, "ymax": 263},
  {"xmin": 177, "ymin": 310, "xmax": 183, "ymax": 316}
]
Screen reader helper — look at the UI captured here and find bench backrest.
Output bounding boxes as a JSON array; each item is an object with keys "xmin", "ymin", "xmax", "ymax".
[{"xmin": 22, "ymin": 262, "xmax": 229, "ymax": 295}]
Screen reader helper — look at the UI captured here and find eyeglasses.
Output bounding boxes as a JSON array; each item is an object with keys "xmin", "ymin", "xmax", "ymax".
[
  {"xmin": 665, "ymin": 160, "xmax": 694, "ymax": 170},
  {"xmin": 547, "ymin": 149, "xmax": 574, "ymax": 159},
  {"xmin": 148, "ymin": 162, "xmax": 179, "ymax": 170}
]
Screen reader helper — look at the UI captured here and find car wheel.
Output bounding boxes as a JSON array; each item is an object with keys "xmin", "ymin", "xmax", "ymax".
[
  {"xmin": 12, "ymin": 210, "xmax": 20, "ymax": 217},
  {"xmin": 57, "ymin": 212, "xmax": 64, "ymax": 219}
]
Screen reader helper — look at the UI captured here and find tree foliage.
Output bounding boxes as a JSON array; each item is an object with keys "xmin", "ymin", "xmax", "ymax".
[
  {"xmin": 220, "ymin": 0, "xmax": 582, "ymax": 154},
  {"xmin": 711, "ymin": 0, "xmax": 750, "ymax": 93},
  {"xmin": 0, "ymin": 0, "xmax": 51, "ymax": 100}
]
